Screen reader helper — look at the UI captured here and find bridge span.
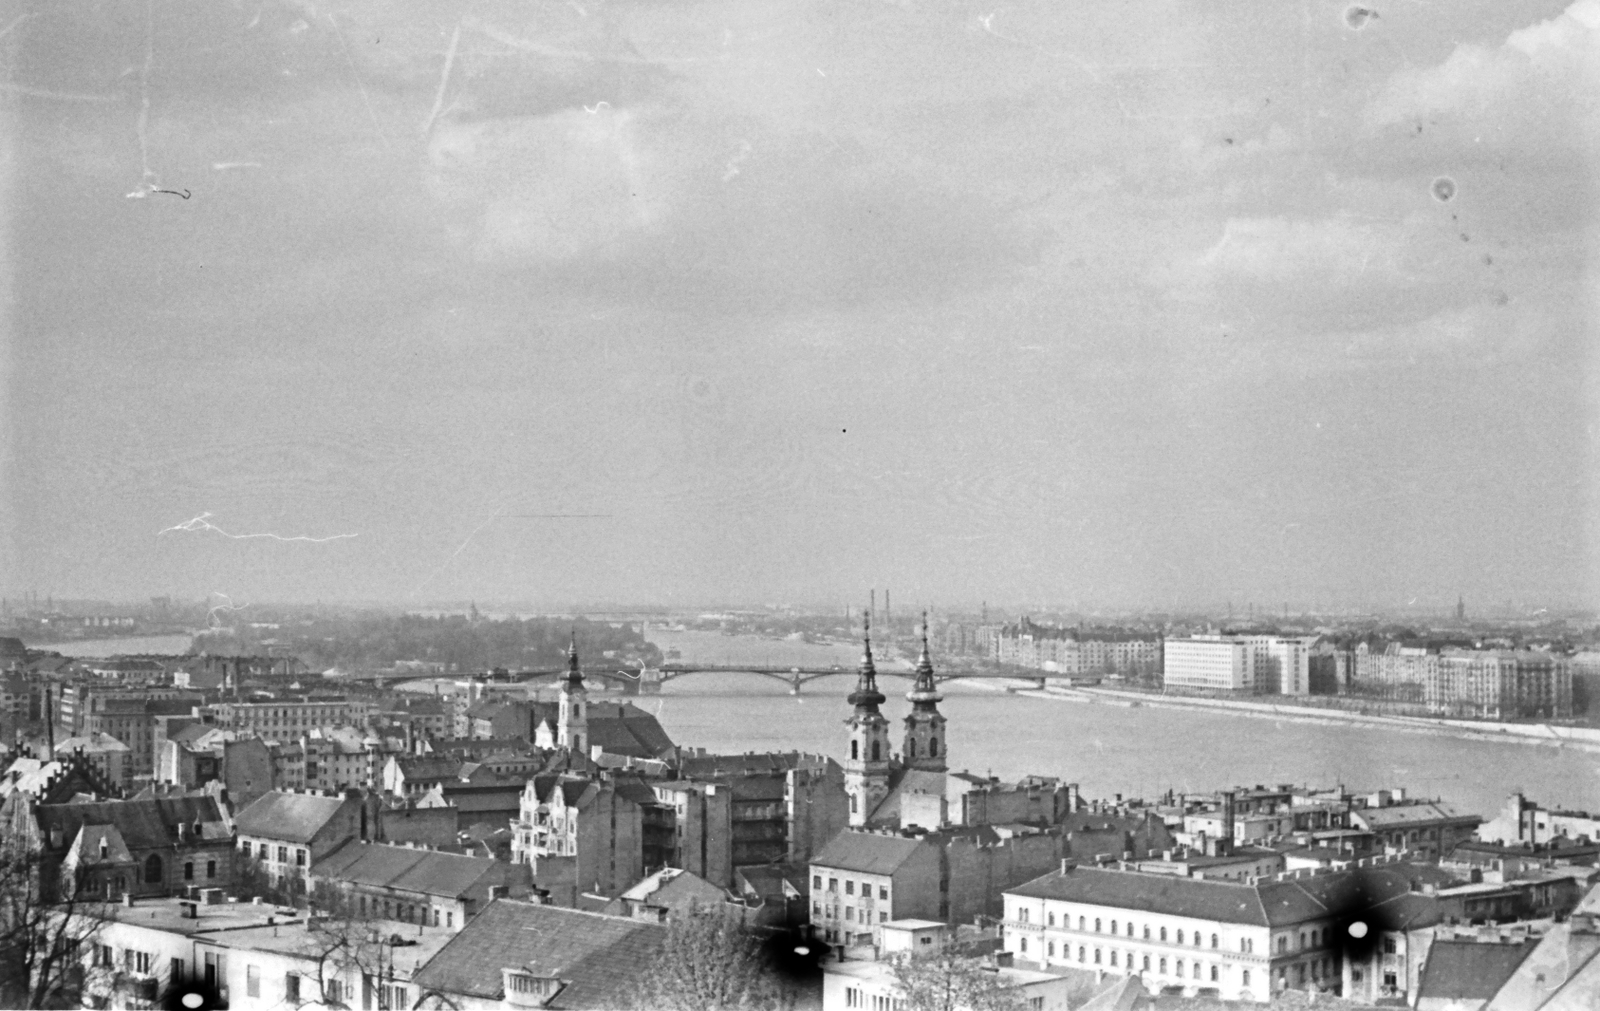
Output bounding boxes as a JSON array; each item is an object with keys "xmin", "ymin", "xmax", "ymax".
[{"xmin": 513, "ymin": 662, "xmax": 1046, "ymax": 694}]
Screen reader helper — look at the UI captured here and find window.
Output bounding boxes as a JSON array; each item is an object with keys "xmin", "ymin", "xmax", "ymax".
[
  {"xmin": 1211, "ymin": 933, "xmax": 1219, "ymax": 949},
  {"xmin": 1093, "ymin": 948, "xmax": 1100, "ymax": 964},
  {"xmin": 1142, "ymin": 955, "xmax": 1150, "ymax": 971},
  {"xmin": 1159, "ymin": 958, "xmax": 1167, "ymax": 974},
  {"xmin": 206, "ymin": 860, "xmax": 216, "ymax": 879},
  {"xmin": 184, "ymin": 861, "xmax": 195, "ymax": 881},
  {"xmin": 286, "ymin": 974, "xmax": 300, "ymax": 1001},
  {"xmin": 1210, "ymin": 965, "xmax": 1219, "ymax": 982},
  {"xmin": 813, "ymin": 875, "xmax": 822, "ymax": 889},
  {"xmin": 143, "ymin": 854, "xmax": 163, "ymax": 884},
  {"xmin": 1110, "ymin": 920, "xmax": 1117, "ymax": 934},
  {"xmin": 829, "ymin": 877, "xmax": 838, "ymax": 893},
  {"xmin": 879, "ymin": 912, "xmax": 887, "ymax": 923},
  {"xmin": 278, "ymin": 846, "xmax": 288, "ymax": 863},
  {"xmin": 129, "ymin": 950, "xmax": 152, "ymax": 974},
  {"xmin": 296, "ymin": 849, "xmax": 307, "ymax": 867},
  {"xmin": 1094, "ymin": 918, "xmax": 1101, "ymax": 932},
  {"xmin": 1277, "ymin": 936, "xmax": 1287, "ymax": 953},
  {"xmin": 1243, "ymin": 970, "xmax": 1252, "ymax": 987},
  {"xmin": 1176, "ymin": 930, "xmax": 1185, "ymax": 945},
  {"xmin": 851, "ymin": 741, "xmax": 859, "ymax": 760},
  {"xmin": 171, "ymin": 957, "xmax": 184, "ymax": 983},
  {"xmin": 1078, "ymin": 946, "xmax": 1085, "ymax": 962},
  {"xmin": 1078, "ymin": 916, "xmax": 1085, "ymax": 930},
  {"xmin": 1047, "ymin": 942, "xmax": 1055, "ymax": 957},
  {"xmin": 1383, "ymin": 937, "xmax": 1397, "ymax": 954},
  {"xmin": 1109, "ymin": 951, "xmax": 1118, "ymax": 967},
  {"xmin": 846, "ymin": 881, "xmax": 855, "ymax": 896},
  {"xmin": 1160, "ymin": 927, "xmax": 1167, "ymax": 942},
  {"xmin": 1383, "ymin": 972, "xmax": 1398, "ymax": 988},
  {"xmin": 1020, "ymin": 938, "xmax": 1028, "ymax": 954},
  {"xmin": 813, "ymin": 901, "xmax": 821, "ymax": 916},
  {"xmin": 871, "ymin": 741, "xmax": 880, "ymax": 761},
  {"xmin": 327, "ymin": 979, "xmax": 344, "ymax": 1003},
  {"xmin": 1030, "ymin": 999, "xmax": 1043, "ymax": 1011},
  {"xmin": 1127, "ymin": 922, "xmax": 1134, "ymax": 937},
  {"xmin": 1143, "ymin": 926, "xmax": 1150, "ymax": 940},
  {"xmin": 879, "ymin": 885, "xmax": 888, "ymax": 900},
  {"xmin": 846, "ymin": 907, "xmax": 854, "ymax": 921},
  {"xmin": 1019, "ymin": 908, "xmax": 1029, "ymax": 924},
  {"xmin": 246, "ymin": 965, "xmax": 261, "ymax": 998}
]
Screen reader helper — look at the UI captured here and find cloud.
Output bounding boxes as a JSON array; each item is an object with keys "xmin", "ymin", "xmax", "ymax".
[
  {"xmin": 1193, "ymin": 215, "xmax": 1411, "ymax": 284},
  {"xmin": 1367, "ymin": 0, "xmax": 1600, "ymax": 147}
]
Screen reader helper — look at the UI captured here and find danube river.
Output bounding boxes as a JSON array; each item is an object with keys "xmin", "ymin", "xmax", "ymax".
[{"xmin": 643, "ymin": 629, "xmax": 1600, "ymax": 822}]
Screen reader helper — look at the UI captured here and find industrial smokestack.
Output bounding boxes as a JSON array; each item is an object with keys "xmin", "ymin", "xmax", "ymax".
[{"xmin": 44, "ymin": 686, "xmax": 54, "ymax": 758}]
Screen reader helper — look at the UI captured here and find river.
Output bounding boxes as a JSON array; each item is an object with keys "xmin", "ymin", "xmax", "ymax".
[
  {"xmin": 643, "ymin": 629, "xmax": 1600, "ymax": 822},
  {"xmin": 28, "ymin": 633, "xmax": 196, "ymax": 657}
]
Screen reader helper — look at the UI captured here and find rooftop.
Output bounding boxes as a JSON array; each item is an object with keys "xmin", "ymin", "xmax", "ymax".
[
  {"xmin": 408, "ymin": 899, "xmax": 667, "ymax": 1008},
  {"xmin": 234, "ymin": 790, "xmax": 352, "ymax": 843}
]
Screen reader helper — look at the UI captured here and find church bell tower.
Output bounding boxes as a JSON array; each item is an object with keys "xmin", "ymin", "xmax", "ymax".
[
  {"xmin": 844, "ymin": 614, "xmax": 891, "ymax": 826},
  {"xmin": 902, "ymin": 612, "xmax": 947, "ymax": 773},
  {"xmin": 557, "ymin": 631, "xmax": 589, "ymax": 754}
]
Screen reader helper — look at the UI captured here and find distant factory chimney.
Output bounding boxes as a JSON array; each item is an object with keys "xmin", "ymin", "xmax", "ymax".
[{"xmin": 870, "ymin": 590, "xmax": 876, "ymax": 624}]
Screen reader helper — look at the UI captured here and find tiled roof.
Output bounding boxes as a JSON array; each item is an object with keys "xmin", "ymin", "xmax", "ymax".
[
  {"xmin": 409, "ymin": 899, "xmax": 667, "ymax": 1008},
  {"xmin": 65, "ymin": 824, "xmax": 135, "ymax": 867},
  {"xmin": 396, "ymin": 756, "xmax": 461, "ymax": 780},
  {"xmin": 812, "ymin": 831, "xmax": 929, "ymax": 876},
  {"xmin": 582, "ymin": 703, "xmax": 676, "ymax": 760},
  {"xmin": 1006, "ymin": 865, "xmax": 1418, "ymax": 928},
  {"xmin": 1418, "ymin": 938, "xmax": 1539, "ymax": 1001},
  {"xmin": 36, "ymin": 796, "xmax": 231, "ymax": 850},
  {"xmin": 233, "ymin": 791, "xmax": 351, "ymax": 843},
  {"xmin": 1354, "ymin": 802, "xmax": 1481, "ymax": 829},
  {"xmin": 314, "ymin": 840, "xmax": 530, "ymax": 900}
]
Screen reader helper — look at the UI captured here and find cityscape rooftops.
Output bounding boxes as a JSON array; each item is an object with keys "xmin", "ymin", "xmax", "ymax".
[
  {"xmin": 314, "ymin": 840, "xmax": 532, "ymax": 899},
  {"xmin": 234, "ymin": 790, "xmax": 352, "ymax": 843},
  {"xmin": 811, "ymin": 831, "xmax": 927, "ymax": 875},
  {"xmin": 97, "ymin": 895, "xmax": 302, "ymax": 936},
  {"xmin": 408, "ymin": 899, "xmax": 667, "ymax": 1007}
]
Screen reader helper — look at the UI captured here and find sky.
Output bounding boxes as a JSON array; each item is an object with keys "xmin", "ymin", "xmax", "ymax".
[{"xmin": 1, "ymin": 0, "xmax": 1597, "ymax": 611}]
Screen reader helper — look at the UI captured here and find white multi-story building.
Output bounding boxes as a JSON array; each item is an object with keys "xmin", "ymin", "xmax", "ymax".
[
  {"xmin": 209, "ymin": 700, "xmax": 374, "ymax": 742},
  {"xmin": 1162, "ymin": 637, "xmax": 1250, "ymax": 691},
  {"xmin": 1002, "ymin": 862, "xmax": 1360, "ymax": 1001},
  {"xmin": 1162, "ymin": 635, "xmax": 1314, "ymax": 695}
]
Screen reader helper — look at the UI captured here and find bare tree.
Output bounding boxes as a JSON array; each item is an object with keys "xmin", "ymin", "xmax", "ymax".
[
  {"xmin": 886, "ymin": 950, "xmax": 1031, "ymax": 1011},
  {"xmin": 633, "ymin": 902, "xmax": 786, "ymax": 1011},
  {"xmin": 0, "ymin": 830, "xmax": 110, "ymax": 1009}
]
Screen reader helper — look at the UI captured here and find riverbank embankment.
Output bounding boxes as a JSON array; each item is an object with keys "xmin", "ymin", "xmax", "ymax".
[{"xmin": 1021, "ymin": 684, "xmax": 1600, "ymax": 754}]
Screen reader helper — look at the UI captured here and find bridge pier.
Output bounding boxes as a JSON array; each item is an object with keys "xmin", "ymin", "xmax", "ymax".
[
  {"xmin": 790, "ymin": 673, "xmax": 802, "ymax": 696},
  {"xmin": 637, "ymin": 667, "xmax": 663, "ymax": 695}
]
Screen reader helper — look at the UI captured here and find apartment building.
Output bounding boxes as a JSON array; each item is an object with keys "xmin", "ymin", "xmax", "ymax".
[
  {"xmin": 209, "ymin": 700, "xmax": 375, "ymax": 742},
  {"xmin": 1162, "ymin": 635, "xmax": 1314, "ymax": 695}
]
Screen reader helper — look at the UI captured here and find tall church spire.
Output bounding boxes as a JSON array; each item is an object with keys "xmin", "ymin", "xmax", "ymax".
[
  {"xmin": 558, "ymin": 629, "xmax": 588, "ymax": 753},
  {"xmin": 849, "ymin": 613, "xmax": 886, "ymax": 712},
  {"xmin": 903, "ymin": 611, "xmax": 947, "ymax": 773},
  {"xmin": 843, "ymin": 611, "xmax": 890, "ymax": 826}
]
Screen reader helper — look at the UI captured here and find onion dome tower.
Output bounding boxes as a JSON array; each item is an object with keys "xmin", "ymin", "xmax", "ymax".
[
  {"xmin": 902, "ymin": 612, "xmax": 947, "ymax": 773},
  {"xmin": 557, "ymin": 631, "xmax": 589, "ymax": 754},
  {"xmin": 844, "ymin": 613, "xmax": 892, "ymax": 826}
]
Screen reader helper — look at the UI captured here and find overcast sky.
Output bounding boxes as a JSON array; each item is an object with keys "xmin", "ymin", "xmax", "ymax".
[{"xmin": 2, "ymin": 0, "xmax": 1596, "ymax": 611}]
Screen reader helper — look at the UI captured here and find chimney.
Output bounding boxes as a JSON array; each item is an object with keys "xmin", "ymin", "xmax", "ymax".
[{"xmin": 123, "ymin": 892, "xmax": 134, "ymax": 907}]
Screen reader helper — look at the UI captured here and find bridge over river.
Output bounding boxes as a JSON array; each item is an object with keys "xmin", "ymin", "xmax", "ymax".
[
  {"xmin": 360, "ymin": 662, "xmax": 1049, "ymax": 694},
  {"xmin": 514, "ymin": 662, "xmax": 1046, "ymax": 694}
]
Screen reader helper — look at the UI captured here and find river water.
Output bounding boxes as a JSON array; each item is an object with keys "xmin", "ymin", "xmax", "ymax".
[
  {"xmin": 643, "ymin": 629, "xmax": 1600, "ymax": 822},
  {"xmin": 29, "ymin": 633, "xmax": 196, "ymax": 657}
]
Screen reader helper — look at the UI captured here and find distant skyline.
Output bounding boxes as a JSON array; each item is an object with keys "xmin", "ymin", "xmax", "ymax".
[{"xmin": 3, "ymin": 0, "xmax": 1597, "ymax": 608}]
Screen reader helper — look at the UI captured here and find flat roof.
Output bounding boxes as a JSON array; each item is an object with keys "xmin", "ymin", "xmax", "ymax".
[
  {"xmin": 203, "ymin": 917, "xmax": 456, "ymax": 978},
  {"xmin": 884, "ymin": 919, "xmax": 946, "ymax": 929},
  {"xmin": 99, "ymin": 897, "xmax": 299, "ymax": 937}
]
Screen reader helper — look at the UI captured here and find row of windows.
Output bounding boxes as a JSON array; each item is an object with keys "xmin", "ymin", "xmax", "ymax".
[
  {"xmin": 815, "ymin": 875, "xmax": 889, "ymax": 900},
  {"xmin": 240, "ymin": 840, "xmax": 307, "ymax": 866},
  {"xmin": 355, "ymin": 893, "xmax": 454, "ymax": 927},
  {"xmin": 1025, "ymin": 938, "xmax": 1239, "ymax": 985},
  {"xmin": 816, "ymin": 904, "xmax": 889, "ymax": 924},
  {"xmin": 1021, "ymin": 910, "xmax": 1239, "ymax": 951}
]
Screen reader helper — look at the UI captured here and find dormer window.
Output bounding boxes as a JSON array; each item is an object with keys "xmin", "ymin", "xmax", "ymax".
[{"xmin": 503, "ymin": 970, "xmax": 563, "ymax": 1007}]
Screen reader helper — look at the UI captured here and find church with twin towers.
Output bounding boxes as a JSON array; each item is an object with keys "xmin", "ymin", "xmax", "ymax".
[{"xmin": 840, "ymin": 611, "xmax": 951, "ymax": 829}]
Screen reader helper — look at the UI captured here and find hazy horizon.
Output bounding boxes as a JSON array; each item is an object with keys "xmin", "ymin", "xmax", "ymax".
[{"xmin": 4, "ymin": 0, "xmax": 1597, "ymax": 608}]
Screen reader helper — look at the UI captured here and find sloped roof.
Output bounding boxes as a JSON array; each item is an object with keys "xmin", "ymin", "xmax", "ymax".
[
  {"xmin": 234, "ymin": 791, "xmax": 351, "ymax": 843},
  {"xmin": 396, "ymin": 756, "xmax": 461, "ymax": 781},
  {"xmin": 314, "ymin": 840, "xmax": 530, "ymax": 899},
  {"xmin": 1006, "ymin": 865, "xmax": 1416, "ymax": 928},
  {"xmin": 410, "ymin": 899, "xmax": 666, "ymax": 1008},
  {"xmin": 65, "ymin": 824, "xmax": 135, "ymax": 867},
  {"xmin": 36, "ymin": 795, "xmax": 231, "ymax": 850},
  {"xmin": 812, "ymin": 831, "xmax": 929, "ymax": 876},
  {"xmin": 1354, "ymin": 802, "xmax": 1481, "ymax": 829},
  {"xmin": 56, "ymin": 733, "xmax": 131, "ymax": 755},
  {"xmin": 1418, "ymin": 939, "xmax": 1539, "ymax": 1001},
  {"xmin": 582, "ymin": 704, "xmax": 676, "ymax": 760}
]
